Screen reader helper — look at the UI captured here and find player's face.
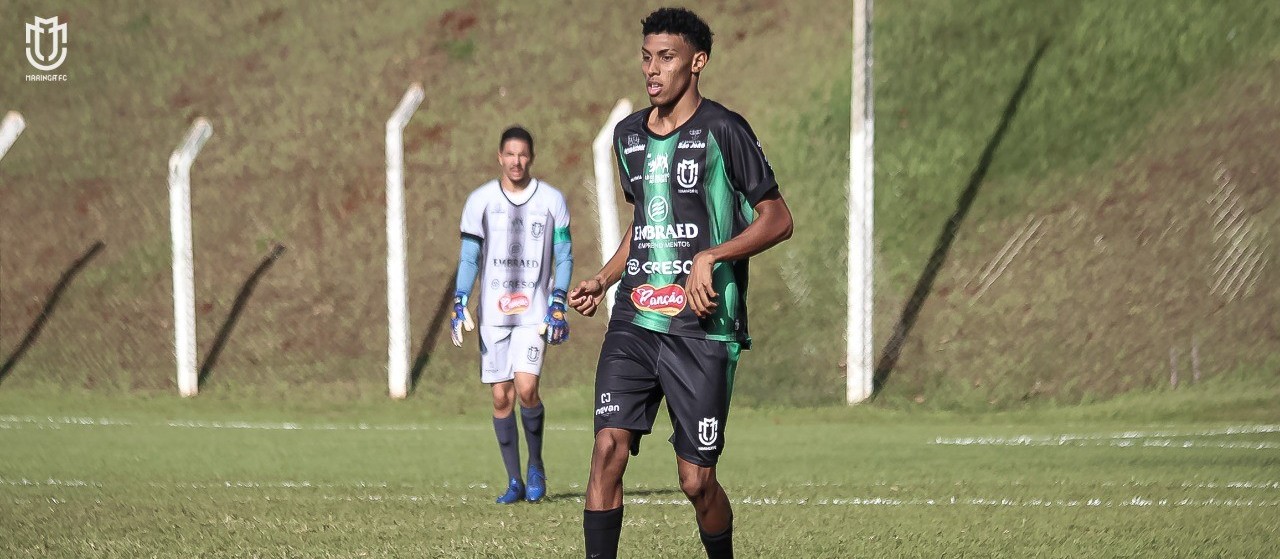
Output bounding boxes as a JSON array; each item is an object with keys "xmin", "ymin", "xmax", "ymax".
[
  {"xmin": 497, "ymin": 139, "xmax": 533, "ymax": 184},
  {"xmin": 641, "ymin": 33, "xmax": 706, "ymax": 108}
]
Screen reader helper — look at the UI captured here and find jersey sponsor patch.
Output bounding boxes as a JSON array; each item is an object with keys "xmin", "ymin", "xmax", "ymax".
[
  {"xmin": 630, "ymin": 284, "xmax": 686, "ymax": 316},
  {"xmin": 498, "ymin": 292, "xmax": 531, "ymax": 315}
]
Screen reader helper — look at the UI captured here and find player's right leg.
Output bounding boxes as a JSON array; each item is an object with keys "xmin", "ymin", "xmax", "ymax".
[
  {"xmin": 481, "ymin": 326, "xmax": 524, "ymax": 504},
  {"xmin": 584, "ymin": 323, "xmax": 663, "ymax": 559}
]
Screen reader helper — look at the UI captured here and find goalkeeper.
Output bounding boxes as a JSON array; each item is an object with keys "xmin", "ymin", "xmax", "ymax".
[{"xmin": 451, "ymin": 125, "xmax": 573, "ymax": 504}]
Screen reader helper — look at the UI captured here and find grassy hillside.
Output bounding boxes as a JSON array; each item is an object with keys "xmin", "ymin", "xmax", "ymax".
[{"xmin": 1, "ymin": 0, "xmax": 1277, "ymax": 407}]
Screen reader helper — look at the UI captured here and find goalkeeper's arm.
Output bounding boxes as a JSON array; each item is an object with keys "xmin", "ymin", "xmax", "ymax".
[
  {"xmin": 451, "ymin": 234, "xmax": 481, "ymax": 347},
  {"xmin": 543, "ymin": 227, "xmax": 573, "ymax": 344}
]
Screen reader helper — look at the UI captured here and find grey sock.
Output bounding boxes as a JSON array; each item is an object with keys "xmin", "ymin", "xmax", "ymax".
[
  {"xmin": 520, "ymin": 403, "xmax": 545, "ymax": 470},
  {"xmin": 493, "ymin": 414, "xmax": 521, "ymax": 482}
]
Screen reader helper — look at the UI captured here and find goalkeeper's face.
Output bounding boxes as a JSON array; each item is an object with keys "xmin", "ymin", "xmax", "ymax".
[
  {"xmin": 641, "ymin": 33, "xmax": 707, "ymax": 109},
  {"xmin": 497, "ymin": 138, "xmax": 533, "ymax": 185}
]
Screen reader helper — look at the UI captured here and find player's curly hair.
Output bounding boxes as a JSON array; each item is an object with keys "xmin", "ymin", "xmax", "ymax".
[{"xmin": 641, "ymin": 7, "xmax": 713, "ymax": 56}]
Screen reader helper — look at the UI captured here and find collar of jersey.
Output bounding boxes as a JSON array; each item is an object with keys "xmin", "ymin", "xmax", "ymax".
[
  {"xmin": 641, "ymin": 99, "xmax": 707, "ymax": 140},
  {"xmin": 496, "ymin": 178, "xmax": 539, "ymax": 206}
]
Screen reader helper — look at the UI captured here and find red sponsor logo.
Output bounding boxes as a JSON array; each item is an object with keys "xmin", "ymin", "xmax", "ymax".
[
  {"xmin": 630, "ymin": 284, "xmax": 686, "ymax": 317},
  {"xmin": 498, "ymin": 293, "xmax": 530, "ymax": 315}
]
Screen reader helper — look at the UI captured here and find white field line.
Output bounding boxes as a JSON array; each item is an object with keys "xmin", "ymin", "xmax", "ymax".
[
  {"xmin": 8, "ymin": 478, "xmax": 1278, "ymax": 509},
  {"xmin": 0, "ymin": 415, "xmax": 589, "ymax": 432},
  {"xmin": 321, "ymin": 494, "xmax": 1279, "ymax": 508},
  {"xmin": 933, "ymin": 424, "xmax": 1280, "ymax": 447},
  {"xmin": 8, "ymin": 477, "xmax": 1279, "ymax": 493}
]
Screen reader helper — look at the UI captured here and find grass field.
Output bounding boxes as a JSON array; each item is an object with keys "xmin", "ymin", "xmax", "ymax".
[{"xmin": 3, "ymin": 378, "xmax": 1278, "ymax": 557}]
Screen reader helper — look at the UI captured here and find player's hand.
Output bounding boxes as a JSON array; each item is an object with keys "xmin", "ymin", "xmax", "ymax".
[
  {"xmin": 568, "ymin": 277, "xmax": 606, "ymax": 317},
  {"xmin": 684, "ymin": 252, "xmax": 719, "ymax": 319},
  {"xmin": 541, "ymin": 289, "xmax": 570, "ymax": 345},
  {"xmin": 449, "ymin": 294, "xmax": 475, "ymax": 347}
]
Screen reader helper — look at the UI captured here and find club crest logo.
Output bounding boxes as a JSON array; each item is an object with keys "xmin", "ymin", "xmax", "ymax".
[
  {"xmin": 498, "ymin": 293, "xmax": 530, "ymax": 315},
  {"xmin": 25, "ymin": 16, "xmax": 68, "ymax": 72},
  {"xmin": 676, "ymin": 159, "xmax": 699, "ymax": 189},
  {"xmin": 646, "ymin": 196, "xmax": 669, "ymax": 222},
  {"xmin": 527, "ymin": 347, "xmax": 541, "ymax": 363},
  {"xmin": 531, "ymin": 222, "xmax": 545, "ymax": 240},
  {"xmin": 698, "ymin": 417, "xmax": 718, "ymax": 447},
  {"xmin": 630, "ymin": 284, "xmax": 686, "ymax": 316}
]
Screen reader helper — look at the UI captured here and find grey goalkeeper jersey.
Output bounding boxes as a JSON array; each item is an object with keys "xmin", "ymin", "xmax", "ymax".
[{"xmin": 460, "ymin": 179, "xmax": 571, "ymax": 327}]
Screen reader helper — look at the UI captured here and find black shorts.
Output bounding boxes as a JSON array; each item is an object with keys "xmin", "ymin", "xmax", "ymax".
[{"xmin": 592, "ymin": 321, "xmax": 742, "ymax": 467}]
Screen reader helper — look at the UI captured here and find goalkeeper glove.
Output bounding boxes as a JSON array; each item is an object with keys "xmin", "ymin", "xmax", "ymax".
[
  {"xmin": 450, "ymin": 293, "xmax": 475, "ymax": 348},
  {"xmin": 541, "ymin": 289, "xmax": 569, "ymax": 345}
]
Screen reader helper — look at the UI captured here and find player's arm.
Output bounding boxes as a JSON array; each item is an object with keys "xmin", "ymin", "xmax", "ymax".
[
  {"xmin": 685, "ymin": 192, "xmax": 792, "ymax": 318},
  {"xmin": 543, "ymin": 212, "xmax": 574, "ymax": 344},
  {"xmin": 568, "ymin": 223, "xmax": 632, "ymax": 317},
  {"xmin": 452, "ymin": 193, "xmax": 485, "ymax": 346},
  {"xmin": 686, "ymin": 114, "xmax": 792, "ymax": 318},
  {"xmin": 450, "ymin": 234, "xmax": 481, "ymax": 346}
]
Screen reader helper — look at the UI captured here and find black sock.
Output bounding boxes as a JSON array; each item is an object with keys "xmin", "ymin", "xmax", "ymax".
[
  {"xmin": 493, "ymin": 414, "xmax": 521, "ymax": 482},
  {"xmin": 700, "ymin": 522, "xmax": 733, "ymax": 559},
  {"xmin": 584, "ymin": 506, "xmax": 623, "ymax": 559},
  {"xmin": 520, "ymin": 403, "xmax": 545, "ymax": 470}
]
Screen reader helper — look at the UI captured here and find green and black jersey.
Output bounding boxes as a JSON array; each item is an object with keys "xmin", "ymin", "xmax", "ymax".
[{"xmin": 610, "ymin": 100, "xmax": 780, "ymax": 348}]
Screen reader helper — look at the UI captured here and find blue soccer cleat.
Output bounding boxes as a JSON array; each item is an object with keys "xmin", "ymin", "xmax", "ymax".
[
  {"xmin": 495, "ymin": 478, "xmax": 525, "ymax": 504},
  {"xmin": 526, "ymin": 464, "xmax": 547, "ymax": 503}
]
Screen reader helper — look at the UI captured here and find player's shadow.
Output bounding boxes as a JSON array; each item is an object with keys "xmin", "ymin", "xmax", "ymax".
[
  {"xmin": 872, "ymin": 39, "xmax": 1051, "ymax": 397},
  {"xmin": 409, "ymin": 271, "xmax": 458, "ymax": 393},
  {"xmin": 197, "ymin": 244, "xmax": 286, "ymax": 389},
  {"xmin": 0, "ymin": 241, "xmax": 105, "ymax": 385}
]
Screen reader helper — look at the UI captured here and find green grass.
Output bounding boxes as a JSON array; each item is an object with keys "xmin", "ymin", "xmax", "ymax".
[{"xmin": 2, "ymin": 378, "xmax": 1279, "ymax": 557}]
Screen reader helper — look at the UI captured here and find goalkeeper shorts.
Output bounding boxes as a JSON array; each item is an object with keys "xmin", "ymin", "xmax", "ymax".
[{"xmin": 479, "ymin": 325, "xmax": 545, "ymax": 384}]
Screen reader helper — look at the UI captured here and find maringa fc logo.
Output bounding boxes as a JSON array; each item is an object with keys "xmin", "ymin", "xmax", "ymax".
[{"xmin": 26, "ymin": 16, "xmax": 68, "ymax": 72}]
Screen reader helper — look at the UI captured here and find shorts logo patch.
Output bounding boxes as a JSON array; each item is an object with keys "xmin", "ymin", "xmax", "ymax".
[
  {"xmin": 527, "ymin": 347, "xmax": 541, "ymax": 363},
  {"xmin": 631, "ymin": 284, "xmax": 686, "ymax": 316},
  {"xmin": 498, "ymin": 293, "xmax": 530, "ymax": 315},
  {"xmin": 596, "ymin": 393, "xmax": 619, "ymax": 416},
  {"xmin": 698, "ymin": 417, "xmax": 719, "ymax": 448}
]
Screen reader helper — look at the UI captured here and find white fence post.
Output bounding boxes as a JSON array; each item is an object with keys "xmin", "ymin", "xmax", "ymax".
[
  {"xmin": 0, "ymin": 112, "xmax": 25, "ymax": 162},
  {"xmin": 168, "ymin": 118, "xmax": 213, "ymax": 397},
  {"xmin": 592, "ymin": 99, "xmax": 632, "ymax": 316},
  {"xmin": 386, "ymin": 83, "xmax": 425, "ymax": 399},
  {"xmin": 847, "ymin": 0, "xmax": 875, "ymax": 404}
]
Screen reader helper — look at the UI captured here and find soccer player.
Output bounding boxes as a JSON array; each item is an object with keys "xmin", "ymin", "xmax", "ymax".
[
  {"xmin": 451, "ymin": 126, "xmax": 573, "ymax": 504},
  {"xmin": 569, "ymin": 8, "xmax": 793, "ymax": 558}
]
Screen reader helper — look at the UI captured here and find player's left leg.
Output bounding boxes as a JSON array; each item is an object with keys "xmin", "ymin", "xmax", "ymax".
[
  {"xmin": 677, "ymin": 458, "xmax": 734, "ymax": 559},
  {"xmin": 512, "ymin": 325, "xmax": 548, "ymax": 502},
  {"xmin": 659, "ymin": 334, "xmax": 741, "ymax": 559},
  {"xmin": 515, "ymin": 371, "xmax": 546, "ymax": 502}
]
